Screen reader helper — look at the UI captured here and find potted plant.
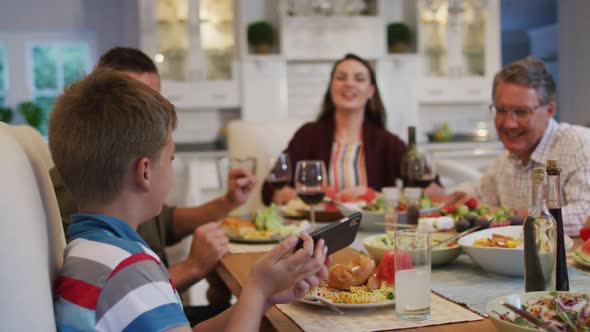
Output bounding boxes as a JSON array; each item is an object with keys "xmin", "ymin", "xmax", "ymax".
[
  {"xmin": 247, "ymin": 21, "xmax": 275, "ymax": 54},
  {"xmin": 0, "ymin": 105, "xmax": 13, "ymax": 123},
  {"xmin": 387, "ymin": 22, "xmax": 412, "ymax": 53},
  {"xmin": 18, "ymin": 101, "xmax": 46, "ymax": 133}
]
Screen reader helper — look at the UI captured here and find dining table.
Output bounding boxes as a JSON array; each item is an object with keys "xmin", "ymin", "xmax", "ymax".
[{"xmin": 217, "ymin": 226, "xmax": 585, "ymax": 332}]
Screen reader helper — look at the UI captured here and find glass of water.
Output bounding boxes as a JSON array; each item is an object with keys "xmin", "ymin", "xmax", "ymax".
[{"xmin": 394, "ymin": 229, "xmax": 432, "ymax": 321}]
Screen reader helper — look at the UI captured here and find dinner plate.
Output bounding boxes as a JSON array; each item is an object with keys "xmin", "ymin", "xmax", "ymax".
[
  {"xmin": 571, "ymin": 252, "xmax": 590, "ymax": 268},
  {"xmin": 227, "ymin": 220, "xmax": 310, "ymax": 244},
  {"xmin": 227, "ymin": 235, "xmax": 282, "ymax": 244},
  {"xmin": 299, "ymin": 285, "xmax": 395, "ymax": 309}
]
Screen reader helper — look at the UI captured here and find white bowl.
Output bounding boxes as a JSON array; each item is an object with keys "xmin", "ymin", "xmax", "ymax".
[
  {"xmin": 458, "ymin": 226, "xmax": 573, "ymax": 277},
  {"xmin": 337, "ymin": 203, "xmax": 384, "ymax": 231},
  {"xmin": 486, "ymin": 291, "xmax": 589, "ymax": 332},
  {"xmin": 363, "ymin": 233, "xmax": 462, "ymax": 266}
]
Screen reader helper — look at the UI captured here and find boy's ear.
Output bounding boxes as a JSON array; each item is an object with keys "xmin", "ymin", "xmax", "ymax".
[{"xmin": 134, "ymin": 157, "xmax": 152, "ymax": 192}]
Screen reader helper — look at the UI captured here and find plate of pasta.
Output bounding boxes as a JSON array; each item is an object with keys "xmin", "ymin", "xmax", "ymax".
[{"xmin": 301, "ymin": 282, "xmax": 395, "ymax": 309}]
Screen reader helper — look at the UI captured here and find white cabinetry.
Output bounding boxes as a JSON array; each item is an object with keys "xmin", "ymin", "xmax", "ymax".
[
  {"xmin": 416, "ymin": 0, "xmax": 501, "ymax": 104},
  {"xmin": 280, "ymin": 16, "xmax": 386, "ymax": 61},
  {"xmin": 138, "ymin": 0, "xmax": 240, "ymax": 110}
]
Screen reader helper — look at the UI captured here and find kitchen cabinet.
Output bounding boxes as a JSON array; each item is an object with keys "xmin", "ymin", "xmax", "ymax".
[
  {"xmin": 415, "ymin": 0, "xmax": 500, "ymax": 104},
  {"xmin": 139, "ymin": 0, "xmax": 240, "ymax": 109}
]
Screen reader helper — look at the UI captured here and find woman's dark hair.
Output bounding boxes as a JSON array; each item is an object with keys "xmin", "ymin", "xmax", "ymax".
[{"xmin": 317, "ymin": 53, "xmax": 386, "ymax": 128}]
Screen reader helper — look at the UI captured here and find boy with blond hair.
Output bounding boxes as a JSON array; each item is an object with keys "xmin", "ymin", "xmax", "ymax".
[{"xmin": 50, "ymin": 68, "xmax": 328, "ymax": 331}]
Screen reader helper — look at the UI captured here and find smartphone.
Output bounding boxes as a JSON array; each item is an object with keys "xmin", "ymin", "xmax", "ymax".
[{"xmin": 295, "ymin": 212, "xmax": 362, "ymax": 255}]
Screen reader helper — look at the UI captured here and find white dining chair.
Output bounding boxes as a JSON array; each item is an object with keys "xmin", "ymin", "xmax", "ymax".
[
  {"xmin": 226, "ymin": 119, "xmax": 304, "ymax": 214},
  {"xmin": 0, "ymin": 124, "xmax": 64, "ymax": 331}
]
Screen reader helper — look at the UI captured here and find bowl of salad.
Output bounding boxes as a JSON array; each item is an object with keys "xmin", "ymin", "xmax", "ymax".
[
  {"xmin": 336, "ymin": 191, "xmax": 438, "ymax": 231},
  {"xmin": 487, "ymin": 291, "xmax": 590, "ymax": 332},
  {"xmin": 363, "ymin": 232, "xmax": 462, "ymax": 266}
]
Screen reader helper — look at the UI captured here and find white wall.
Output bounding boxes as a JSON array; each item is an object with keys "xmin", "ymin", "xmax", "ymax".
[
  {"xmin": 0, "ymin": 0, "xmax": 139, "ymax": 55},
  {"xmin": 558, "ymin": 0, "xmax": 590, "ymax": 127}
]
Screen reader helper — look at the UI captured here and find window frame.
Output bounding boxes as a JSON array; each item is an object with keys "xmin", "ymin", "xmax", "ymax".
[{"xmin": 27, "ymin": 41, "xmax": 93, "ymax": 99}]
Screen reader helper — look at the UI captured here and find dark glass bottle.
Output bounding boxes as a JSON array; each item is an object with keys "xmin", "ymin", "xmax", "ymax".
[
  {"xmin": 524, "ymin": 167, "xmax": 556, "ymax": 292},
  {"xmin": 546, "ymin": 159, "xmax": 569, "ymax": 291},
  {"xmin": 401, "ymin": 127, "xmax": 432, "ymax": 188}
]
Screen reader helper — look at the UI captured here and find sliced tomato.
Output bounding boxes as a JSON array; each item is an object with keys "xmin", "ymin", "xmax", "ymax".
[
  {"xmin": 375, "ymin": 250, "xmax": 414, "ymax": 285},
  {"xmin": 376, "ymin": 250, "xmax": 396, "ymax": 285},
  {"xmin": 360, "ymin": 187, "xmax": 377, "ymax": 203}
]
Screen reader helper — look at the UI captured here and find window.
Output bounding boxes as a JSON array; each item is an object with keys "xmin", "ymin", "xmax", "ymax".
[
  {"xmin": 29, "ymin": 42, "xmax": 91, "ymax": 134},
  {"xmin": 0, "ymin": 45, "xmax": 7, "ymax": 106}
]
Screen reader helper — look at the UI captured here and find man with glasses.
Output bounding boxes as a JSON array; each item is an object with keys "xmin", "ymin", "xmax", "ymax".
[{"xmin": 463, "ymin": 56, "xmax": 590, "ymax": 236}]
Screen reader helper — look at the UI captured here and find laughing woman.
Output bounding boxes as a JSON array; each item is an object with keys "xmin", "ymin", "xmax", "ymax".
[{"xmin": 262, "ymin": 53, "xmax": 407, "ymax": 205}]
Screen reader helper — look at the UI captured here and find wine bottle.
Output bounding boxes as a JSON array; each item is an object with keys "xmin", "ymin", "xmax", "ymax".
[
  {"xmin": 524, "ymin": 167, "xmax": 557, "ymax": 292},
  {"xmin": 546, "ymin": 159, "xmax": 569, "ymax": 291},
  {"xmin": 401, "ymin": 126, "xmax": 428, "ymax": 188}
]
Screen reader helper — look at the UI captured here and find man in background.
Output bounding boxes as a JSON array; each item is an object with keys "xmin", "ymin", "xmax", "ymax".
[
  {"xmin": 464, "ymin": 56, "xmax": 590, "ymax": 236},
  {"xmin": 50, "ymin": 47, "xmax": 256, "ymax": 325}
]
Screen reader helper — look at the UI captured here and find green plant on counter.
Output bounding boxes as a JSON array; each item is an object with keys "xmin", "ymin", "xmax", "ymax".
[
  {"xmin": 387, "ymin": 22, "xmax": 412, "ymax": 53},
  {"xmin": 0, "ymin": 105, "xmax": 13, "ymax": 123},
  {"xmin": 17, "ymin": 101, "xmax": 46, "ymax": 132},
  {"xmin": 247, "ymin": 21, "xmax": 275, "ymax": 54}
]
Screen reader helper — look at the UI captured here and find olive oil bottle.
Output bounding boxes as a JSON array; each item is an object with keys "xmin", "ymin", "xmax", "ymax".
[
  {"xmin": 524, "ymin": 167, "xmax": 557, "ymax": 292},
  {"xmin": 546, "ymin": 159, "xmax": 569, "ymax": 291}
]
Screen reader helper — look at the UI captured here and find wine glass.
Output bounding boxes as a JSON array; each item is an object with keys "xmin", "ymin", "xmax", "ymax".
[
  {"xmin": 404, "ymin": 152, "xmax": 438, "ymax": 189},
  {"xmin": 295, "ymin": 160, "xmax": 328, "ymax": 230},
  {"xmin": 267, "ymin": 153, "xmax": 292, "ymax": 205}
]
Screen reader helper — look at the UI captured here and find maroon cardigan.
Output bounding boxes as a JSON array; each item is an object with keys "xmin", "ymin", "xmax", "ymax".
[{"xmin": 262, "ymin": 118, "xmax": 408, "ymax": 205}]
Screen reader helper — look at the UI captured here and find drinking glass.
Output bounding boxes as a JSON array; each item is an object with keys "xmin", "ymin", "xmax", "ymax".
[
  {"xmin": 395, "ymin": 229, "xmax": 432, "ymax": 321},
  {"xmin": 229, "ymin": 157, "xmax": 257, "ymax": 177},
  {"xmin": 404, "ymin": 152, "xmax": 437, "ymax": 189},
  {"xmin": 295, "ymin": 160, "xmax": 327, "ymax": 230},
  {"xmin": 267, "ymin": 153, "xmax": 292, "ymax": 205}
]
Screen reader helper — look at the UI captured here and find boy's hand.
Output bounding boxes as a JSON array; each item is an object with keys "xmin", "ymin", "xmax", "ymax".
[
  {"xmin": 226, "ymin": 168, "xmax": 256, "ymax": 206},
  {"xmin": 186, "ymin": 221, "xmax": 228, "ymax": 276},
  {"xmin": 248, "ymin": 232, "xmax": 328, "ymax": 302}
]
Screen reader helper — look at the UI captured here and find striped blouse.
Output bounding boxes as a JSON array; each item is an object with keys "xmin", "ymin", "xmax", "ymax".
[{"xmin": 329, "ymin": 140, "xmax": 367, "ymax": 190}]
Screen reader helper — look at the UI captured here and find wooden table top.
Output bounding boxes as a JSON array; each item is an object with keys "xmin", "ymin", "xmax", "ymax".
[{"xmin": 218, "ymin": 238, "xmax": 585, "ymax": 332}]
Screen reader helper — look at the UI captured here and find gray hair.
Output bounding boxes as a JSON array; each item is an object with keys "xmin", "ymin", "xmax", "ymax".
[{"xmin": 492, "ymin": 56, "xmax": 556, "ymax": 105}]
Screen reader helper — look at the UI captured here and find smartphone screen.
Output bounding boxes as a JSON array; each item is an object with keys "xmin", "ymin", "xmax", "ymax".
[{"xmin": 295, "ymin": 212, "xmax": 362, "ymax": 255}]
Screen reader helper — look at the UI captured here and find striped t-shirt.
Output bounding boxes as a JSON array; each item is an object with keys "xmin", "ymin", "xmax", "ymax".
[
  {"xmin": 329, "ymin": 140, "xmax": 367, "ymax": 190},
  {"xmin": 53, "ymin": 214, "xmax": 189, "ymax": 331}
]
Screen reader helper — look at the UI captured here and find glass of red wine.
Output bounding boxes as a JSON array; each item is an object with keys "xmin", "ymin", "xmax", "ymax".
[
  {"xmin": 267, "ymin": 153, "xmax": 292, "ymax": 204},
  {"xmin": 402, "ymin": 152, "xmax": 437, "ymax": 189},
  {"xmin": 295, "ymin": 160, "xmax": 328, "ymax": 230}
]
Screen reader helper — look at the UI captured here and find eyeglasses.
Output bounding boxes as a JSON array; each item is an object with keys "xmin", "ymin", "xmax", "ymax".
[{"xmin": 488, "ymin": 104, "xmax": 547, "ymax": 120}]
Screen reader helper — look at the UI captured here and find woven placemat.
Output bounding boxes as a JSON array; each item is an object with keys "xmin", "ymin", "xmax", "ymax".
[{"xmin": 276, "ymin": 293, "xmax": 482, "ymax": 332}]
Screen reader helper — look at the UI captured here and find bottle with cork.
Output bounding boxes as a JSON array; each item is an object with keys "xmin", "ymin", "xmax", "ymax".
[{"xmin": 546, "ymin": 159, "xmax": 569, "ymax": 291}]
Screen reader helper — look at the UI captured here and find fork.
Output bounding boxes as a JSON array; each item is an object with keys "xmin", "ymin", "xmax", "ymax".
[
  {"xmin": 303, "ymin": 296, "xmax": 344, "ymax": 315},
  {"xmin": 501, "ymin": 302, "xmax": 560, "ymax": 332}
]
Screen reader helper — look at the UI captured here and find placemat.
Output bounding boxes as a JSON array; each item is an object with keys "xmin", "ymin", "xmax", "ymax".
[
  {"xmin": 276, "ymin": 293, "xmax": 482, "ymax": 332},
  {"xmin": 228, "ymin": 242, "xmax": 275, "ymax": 254},
  {"xmin": 430, "ymin": 254, "xmax": 590, "ymax": 316}
]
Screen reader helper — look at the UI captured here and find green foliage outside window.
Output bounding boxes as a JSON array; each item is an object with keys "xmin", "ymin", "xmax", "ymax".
[
  {"xmin": 33, "ymin": 46, "xmax": 57, "ymax": 90},
  {"xmin": 0, "ymin": 105, "xmax": 13, "ymax": 123},
  {"xmin": 61, "ymin": 46, "xmax": 87, "ymax": 87},
  {"xmin": 19, "ymin": 100, "xmax": 48, "ymax": 135},
  {"xmin": 32, "ymin": 97, "xmax": 56, "ymax": 135}
]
